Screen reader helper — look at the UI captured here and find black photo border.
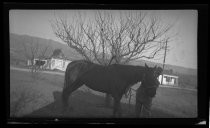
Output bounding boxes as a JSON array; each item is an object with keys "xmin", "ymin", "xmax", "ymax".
[{"xmin": 3, "ymin": 3, "xmax": 208, "ymax": 126}]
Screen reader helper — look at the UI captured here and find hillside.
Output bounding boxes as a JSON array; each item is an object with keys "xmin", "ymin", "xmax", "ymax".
[
  {"xmin": 9, "ymin": 33, "xmax": 197, "ymax": 77},
  {"xmin": 130, "ymin": 59, "xmax": 197, "ymax": 76},
  {"xmin": 10, "ymin": 33, "xmax": 83, "ymax": 61}
]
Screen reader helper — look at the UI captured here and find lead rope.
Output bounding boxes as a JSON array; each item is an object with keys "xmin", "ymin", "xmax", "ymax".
[{"xmin": 140, "ymin": 104, "xmax": 143, "ymax": 117}]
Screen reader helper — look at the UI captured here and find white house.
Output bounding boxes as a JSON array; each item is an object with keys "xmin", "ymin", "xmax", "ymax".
[
  {"xmin": 27, "ymin": 58, "xmax": 71, "ymax": 71},
  {"xmin": 27, "ymin": 58, "xmax": 47, "ymax": 69},
  {"xmin": 27, "ymin": 49, "xmax": 73, "ymax": 71},
  {"xmin": 45, "ymin": 58, "xmax": 71, "ymax": 71},
  {"xmin": 158, "ymin": 74, "xmax": 179, "ymax": 86}
]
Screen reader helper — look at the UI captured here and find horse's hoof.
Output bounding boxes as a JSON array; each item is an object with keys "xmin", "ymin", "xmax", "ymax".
[{"xmin": 61, "ymin": 107, "xmax": 73, "ymax": 115}]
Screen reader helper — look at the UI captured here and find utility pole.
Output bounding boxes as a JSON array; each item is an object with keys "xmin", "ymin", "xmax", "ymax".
[{"xmin": 161, "ymin": 40, "xmax": 168, "ymax": 85}]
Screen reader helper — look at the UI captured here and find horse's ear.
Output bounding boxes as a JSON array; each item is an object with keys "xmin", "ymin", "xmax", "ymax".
[
  {"xmin": 145, "ymin": 63, "xmax": 149, "ymax": 68},
  {"xmin": 155, "ymin": 67, "xmax": 163, "ymax": 77}
]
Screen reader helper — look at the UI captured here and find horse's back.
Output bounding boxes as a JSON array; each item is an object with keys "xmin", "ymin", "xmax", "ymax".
[
  {"xmin": 64, "ymin": 60, "xmax": 91, "ymax": 88},
  {"xmin": 78, "ymin": 64, "xmax": 127, "ymax": 93}
]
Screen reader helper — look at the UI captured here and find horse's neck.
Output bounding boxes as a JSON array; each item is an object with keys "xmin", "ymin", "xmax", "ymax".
[{"xmin": 128, "ymin": 65, "xmax": 145, "ymax": 79}]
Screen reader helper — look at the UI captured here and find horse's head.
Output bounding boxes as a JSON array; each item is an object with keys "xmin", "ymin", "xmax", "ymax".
[{"xmin": 142, "ymin": 63, "xmax": 163, "ymax": 97}]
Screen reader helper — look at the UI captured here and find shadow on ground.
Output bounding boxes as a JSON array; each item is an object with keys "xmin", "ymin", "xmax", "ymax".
[{"xmin": 26, "ymin": 90, "xmax": 177, "ymax": 118}]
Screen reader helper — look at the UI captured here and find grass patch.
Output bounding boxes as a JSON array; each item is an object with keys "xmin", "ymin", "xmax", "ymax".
[
  {"xmin": 153, "ymin": 87, "xmax": 197, "ymax": 117},
  {"xmin": 10, "ymin": 68, "xmax": 197, "ymax": 118}
]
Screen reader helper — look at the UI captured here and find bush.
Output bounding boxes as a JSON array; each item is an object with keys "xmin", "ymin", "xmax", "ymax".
[{"xmin": 10, "ymin": 88, "xmax": 43, "ymax": 117}]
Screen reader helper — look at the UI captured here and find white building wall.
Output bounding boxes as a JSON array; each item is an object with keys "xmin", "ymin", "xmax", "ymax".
[
  {"xmin": 158, "ymin": 74, "xmax": 178, "ymax": 86},
  {"xmin": 158, "ymin": 75, "xmax": 163, "ymax": 84},
  {"xmin": 169, "ymin": 79, "xmax": 175, "ymax": 85},
  {"xmin": 51, "ymin": 59, "xmax": 63, "ymax": 71},
  {"xmin": 27, "ymin": 60, "xmax": 31, "ymax": 66},
  {"xmin": 50, "ymin": 58, "xmax": 71, "ymax": 71},
  {"xmin": 64, "ymin": 60, "xmax": 71, "ymax": 70},
  {"xmin": 27, "ymin": 58, "xmax": 71, "ymax": 71}
]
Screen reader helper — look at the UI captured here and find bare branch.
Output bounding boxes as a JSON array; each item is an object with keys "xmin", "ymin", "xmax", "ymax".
[{"xmin": 51, "ymin": 10, "xmax": 175, "ymax": 66}]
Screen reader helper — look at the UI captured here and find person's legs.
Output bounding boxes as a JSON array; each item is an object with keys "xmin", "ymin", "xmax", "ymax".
[
  {"xmin": 140, "ymin": 102, "xmax": 152, "ymax": 118},
  {"xmin": 135, "ymin": 101, "xmax": 143, "ymax": 117}
]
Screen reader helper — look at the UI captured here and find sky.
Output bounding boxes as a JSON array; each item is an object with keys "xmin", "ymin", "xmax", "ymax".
[{"xmin": 9, "ymin": 10, "xmax": 197, "ymax": 69}]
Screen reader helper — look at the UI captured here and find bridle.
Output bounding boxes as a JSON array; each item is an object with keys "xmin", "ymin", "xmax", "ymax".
[{"xmin": 141, "ymin": 72, "xmax": 159, "ymax": 90}]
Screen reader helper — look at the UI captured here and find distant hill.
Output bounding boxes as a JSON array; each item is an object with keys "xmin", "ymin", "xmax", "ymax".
[
  {"xmin": 10, "ymin": 33, "xmax": 197, "ymax": 77},
  {"xmin": 10, "ymin": 33, "xmax": 83, "ymax": 61},
  {"xmin": 129, "ymin": 59, "xmax": 197, "ymax": 76}
]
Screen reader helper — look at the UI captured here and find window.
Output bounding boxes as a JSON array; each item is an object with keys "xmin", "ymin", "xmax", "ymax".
[{"xmin": 165, "ymin": 76, "xmax": 172, "ymax": 82}]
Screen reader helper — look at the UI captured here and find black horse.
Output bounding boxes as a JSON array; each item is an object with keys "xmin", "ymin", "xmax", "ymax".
[{"xmin": 62, "ymin": 60, "xmax": 160, "ymax": 117}]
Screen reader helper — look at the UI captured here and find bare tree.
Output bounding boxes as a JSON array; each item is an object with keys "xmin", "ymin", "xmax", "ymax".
[
  {"xmin": 51, "ymin": 10, "xmax": 176, "ymax": 106},
  {"xmin": 22, "ymin": 37, "xmax": 52, "ymax": 77}
]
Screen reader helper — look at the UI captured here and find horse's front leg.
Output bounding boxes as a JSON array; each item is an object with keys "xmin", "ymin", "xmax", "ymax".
[
  {"xmin": 61, "ymin": 80, "xmax": 83, "ymax": 113},
  {"xmin": 117, "ymin": 102, "xmax": 122, "ymax": 117},
  {"xmin": 113, "ymin": 97, "xmax": 122, "ymax": 118},
  {"xmin": 113, "ymin": 99, "xmax": 117, "ymax": 117}
]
